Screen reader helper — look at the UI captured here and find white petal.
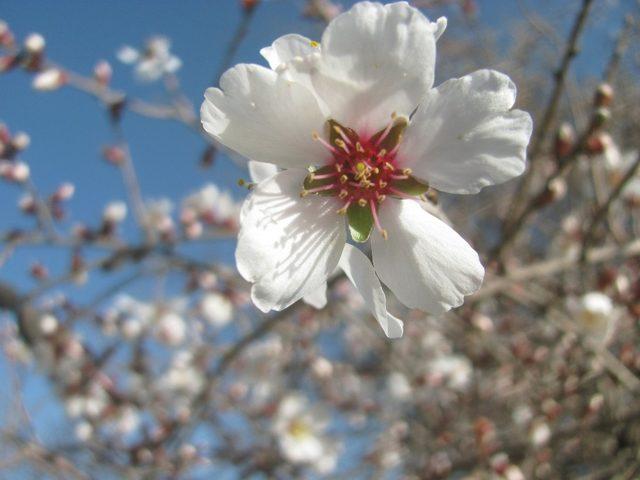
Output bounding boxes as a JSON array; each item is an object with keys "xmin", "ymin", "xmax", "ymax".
[
  {"xmin": 248, "ymin": 161, "xmax": 279, "ymax": 184},
  {"xmin": 260, "ymin": 34, "xmax": 319, "ymax": 71},
  {"xmin": 302, "ymin": 283, "xmax": 328, "ymax": 310},
  {"xmin": 309, "ymin": 1, "xmax": 441, "ymax": 132},
  {"xmin": 371, "ymin": 200, "xmax": 484, "ymax": 314},
  {"xmin": 401, "ymin": 69, "xmax": 532, "ymax": 194},
  {"xmin": 339, "ymin": 244, "xmax": 403, "ymax": 338},
  {"xmin": 201, "ymin": 64, "xmax": 327, "ymax": 169},
  {"xmin": 236, "ymin": 169, "xmax": 345, "ymax": 312}
]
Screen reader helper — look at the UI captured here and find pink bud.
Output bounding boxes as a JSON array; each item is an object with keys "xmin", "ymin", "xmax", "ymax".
[
  {"xmin": 32, "ymin": 68, "xmax": 67, "ymax": 91},
  {"xmin": 24, "ymin": 33, "xmax": 45, "ymax": 54},
  {"xmin": 94, "ymin": 60, "xmax": 112, "ymax": 86},
  {"xmin": 53, "ymin": 182, "xmax": 75, "ymax": 201}
]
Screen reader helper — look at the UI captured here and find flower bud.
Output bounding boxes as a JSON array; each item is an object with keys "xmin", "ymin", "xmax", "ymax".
[
  {"xmin": 1, "ymin": 161, "xmax": 30, "ymax": 182},
  {"xmin": 24, "ymin": 33, "xmax": 45, "ymax": 54},
  {"xmin": 184, "ymin": 220, "xmax": 203, "ymax": 239},
  {"xmin": 11, "ymin": 131, "xmax": 30, "ymax": 151},
  {"xmin": 102, "ymin": 145, "xmax": 126, "ymax": 165},
  {"xmin": 0, "ymin": 54, "xmax": 19, "ymax": 73},
  {"xmin": 594, "ymin": 82, "xmax": 613, "ymax": 107},
  {"xmin": 554, "ymin": 122, "xmax": 575, "ymax": 158},
  {"xmin": 93, "ymin": 59, "xmax": 112, "ymax": 86},
  {"xmin": 592, "ymin": 107, "xmax": 610, "ymax": 128},
  {"xmin": 585, "ymin": 132, "xmax": 610, "ymax": 155},
  {"xmin": 533, "ymin": 177, "xmax": 566, "ymax": 207},
  {"xmin": 19, "ymin": 194, "xmax": 36, "ymax": 214},
  {"xmin": 32, "ymin": 68, "xmax": 67, "ymax": 91},
  {"xmin": 52, "ymin": 182, "xmax": 75, "ymax": 202},
  {"xmin": 30, "ymin": 262, "xmax": 49, "ymax": 280},
  {"xmin": 103, "ymin": 201, "xmax": 127, "ymax": 224},
  {"xmin": 241, "ymin": 0, "xmax": 260, "ymax": 13},
  {"xmin": 0, "ymin": 20, "xmax": 14, "ymax": 47}
]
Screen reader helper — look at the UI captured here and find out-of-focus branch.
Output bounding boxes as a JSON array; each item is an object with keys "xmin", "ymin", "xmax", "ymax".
[
  {"xmin": 212, "ymin": 3, "xmax": 259, "ymax": 84},
  {"xmin": 580, "ymin": 150, "xmax": 640, "ymax": 257},
  {"xmin": 503, "ymin": 0, "xmax": 594, "ymax": 229},
  {"xmin": 475, "ymin": 238, "xmax": 640, "ymax": 301}
]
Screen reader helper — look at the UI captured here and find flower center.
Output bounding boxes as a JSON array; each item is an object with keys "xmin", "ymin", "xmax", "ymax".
[
  {"xmin": 302, "ymin": 115, "xmax": 429, "ymax": 242},
  {"xmin": 287, "ymin": 418, "xmax": 312, "ymax": 439}
]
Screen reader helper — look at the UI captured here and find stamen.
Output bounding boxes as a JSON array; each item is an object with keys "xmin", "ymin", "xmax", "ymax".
[
  {"xmin": 339, "ymin": 174, "xmax": 349, "ymax": 184},
  {"xmin": 302, "ymin": 183, "xmax": 337, "ymax": 196},
  {"xmin": 390, "ymin": 174, "xmax": 409, "ymax": 180},
  {"xmin": 374, "ymin": 119, "xmax": 395, "ymax": 148},
  {"xmin": 369, "ymin": 199, "xmax": 388, "ymax": 240},
  {"xmin": 336, "ymin": 200, "xmax": 352, "ymax": 215},
  {"xmin": 335, "ymin": 138, "xmax": 350, "ymax": 154},
  {"xmin": 310, "ymin": 171, "xmax": 339, "ymax": 180},
  {"xmin": 312, "ymin": 132, "xmax": 338, "ymax": 154},
  {"xmin": 402, "ymin": 168, "xmax": 412, "ymax": 175},
  {"xmin": 357, "ymin": 198, "xmax": 367, "ymax": 207},
  {"xmin": 333, "ymin": 125, "xmax": 354, "ymax": 146},
  {"xmin": 338, "ymin": 189, "xmax": 349, "ymax": 199},
  {"xmin": 355, "ymin": 142, "xmax": 365, "ymax": 153}
]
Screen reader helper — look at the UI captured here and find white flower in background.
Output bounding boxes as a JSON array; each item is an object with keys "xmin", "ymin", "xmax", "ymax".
[
  {"xmin": 75, "ymin": 421, "xmax": 93, "ymax": 441},
  {"xmin": 182, "ymin": 184, "xmax": 240, "ymax": 226},
  {"xmin": 117, "ymin": 36, "xmax": 181, "ymax": 82},
  {"xmin": 567, "ymin": 292, "xmax": 615, "ymax": 343},
  {"xmin": 143, "ymin": 198, "xmax": 174, "ymax": 236},
  {"xmin": 200, "ymin": 292, "xmax": 234, "ymax": 327},
  {"xmin": 386, "ymin": 371, "xmax": 412, "ymax": 401},
  {"xmin": 272, "ymin": 394, "xmax": 338, "ymax": 473},
  {"xmin": 428, "ymin": 354, "xmax": 473, "ymax": 391},
  {"xmin": 156, "ymin": 311, "xmax": 186, "ymax": 346},
  {"xmin": 201, "ymin": 1, "xmax": 532, "ymax": 338},
  {"xmin": 157, "ymin": 351, "xmax": 204, "ymax": 398},
  {"xmin": 32, "ymin": 68, "xmax": 67, "ymax": 91},
  {"xmin": 103, "ymin": 201, "xmax": 128, "ymax": 224}
]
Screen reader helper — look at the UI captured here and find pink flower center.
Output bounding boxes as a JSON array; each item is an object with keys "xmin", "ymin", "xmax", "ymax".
[{"xmin": 302, "ymin": 116, "xmax": 429, "ymax": 241}]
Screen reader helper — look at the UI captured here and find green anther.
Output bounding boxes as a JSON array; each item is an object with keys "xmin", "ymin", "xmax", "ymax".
[{"xmin": 356, "ymin": 162, "xmax": 366, "ymax": 173}]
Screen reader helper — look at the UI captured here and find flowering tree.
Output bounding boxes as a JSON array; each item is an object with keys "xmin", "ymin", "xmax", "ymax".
[{"xmin": 1, "ymin": 1, "xmax": 639, "ymax": 478}]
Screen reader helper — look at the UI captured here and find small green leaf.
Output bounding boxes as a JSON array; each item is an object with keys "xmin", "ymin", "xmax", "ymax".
[
  {"xmin": 347, "ymin": 203, "xmax": 373, "ymax": 243},
  {"xmin": 391, "ymin": 175, "xmax": 429, "ymax": 196}
]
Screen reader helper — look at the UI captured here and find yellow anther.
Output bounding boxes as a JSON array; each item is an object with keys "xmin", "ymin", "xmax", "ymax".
[
  {"xmin": 356, "ymin": 142, "xmax": 365, "ymax": 153},
  {"xmin": 377, "ymin": 194, "xmax": 386, "ymax": 203},
  {"xmin": 339, "ymin": 174, "xmax": 349, "ymax": 184},
  {"xmin": 335, "ymin": 164, "xmax": 342, "ymax": 172},
  {"xmin": 237, "ymin": 179, "xmax": 246, "ymax": 186},
  {"xmin": 391, "ymin": 112, "xmax": 397, "ymax": 119},
  {"xmin": 312, "ymin": 132, "xmax": 320, "ymax": 140},
  {"xmin": 378, "ymin": 149, "xmax": 387, "ymax": 157},
  {"xmin": 381, "ymin": 229, "xmax": 388, "ymax": 240},
  {"xmin": 335, "ymin": 139, "xmax": 347, "ymax": 150},
  {"xmin": 336, "ymin": 206, "xmax": 348, "ymax": 215},
  {"xmin": 338, "ymin": 189, "xmax": 348, "ymax": 199},
  {"xmin": 310, "ymin": 40, "xmax": 320, "ymax": 48},
  {"xmin": 379, "ymin": 180, "xmax": 387, "ymax": 188},
  {"xmin": 358, "ymin": 198, "xmax": 367, "ymax": 207},
  {"xmin": 373, "ymin": 167, "xmax": 380, "ymax": 174},
  {"xmin": 300, "ymin": 190, "xmax": 309, "ymax": 197},
  {"xmin": 402, "ymin": 168, "xmax": 413, "ymax": 175},
  {"xmin": 384, "ymin": 162, "xmax": 394, "ymax": 170}
]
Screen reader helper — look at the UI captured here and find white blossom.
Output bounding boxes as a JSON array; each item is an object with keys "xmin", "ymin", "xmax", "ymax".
[
  {"xmin": 567, "ymin": 292, "xmax": 616, "ymax": 343},
  {"xmin": 201, "ymin": 1, "xmax": 532, "ymax": 338},
  {"xmin": 117, "ymin": 36, "xmax": 181, "ymax": 82},
  {"xmin": 200, "ymin": 292, "xmax": 234, "ymax": 327},
  {"xmin": 272, "ymin": 394, "xmax": 338, "ymax": 473}
]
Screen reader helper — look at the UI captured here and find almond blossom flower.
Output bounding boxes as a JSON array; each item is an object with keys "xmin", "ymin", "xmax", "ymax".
[
  {"xmin": 117, "ymin": 36, "xmax": 181, "ymax": 83},
  {"xmin": 201, "ymin": 1, "xmax": 532, "ymax": 337},
  {"xmin": 272, "ymin": 394, "xmax": 338, "ymax": 473}
]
